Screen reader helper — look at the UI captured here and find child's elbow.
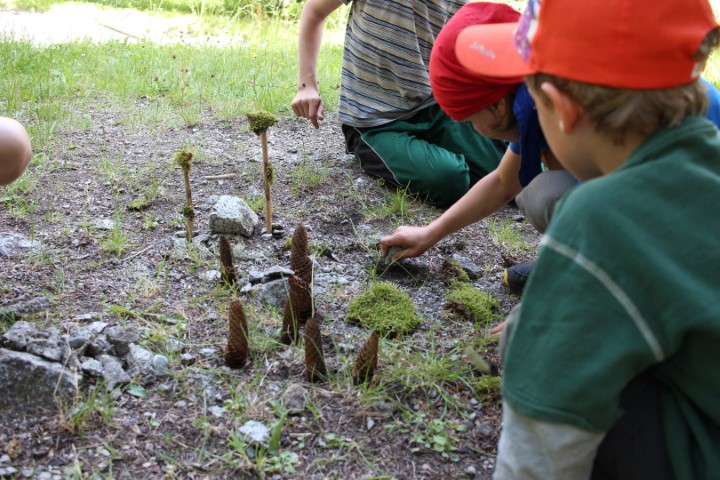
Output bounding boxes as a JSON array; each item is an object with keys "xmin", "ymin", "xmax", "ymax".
[{"xmin": 0, "ymin": 118, "xmax": 32, "ymax": 185}]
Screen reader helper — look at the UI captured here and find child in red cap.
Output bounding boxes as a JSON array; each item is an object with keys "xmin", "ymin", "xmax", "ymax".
[
  {"xmin": 0, "ymin": 117, "xmax": 31, "ymax": 186},
  {"xmin": 454, "ymin": 0, "xmax": 720, "ymax": 478}
]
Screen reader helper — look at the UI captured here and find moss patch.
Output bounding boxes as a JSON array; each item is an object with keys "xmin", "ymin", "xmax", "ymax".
[
  {"xmin": 439, "ymin": 258, "xmax": 470, "ymax": 285},
  {"xmin": 345, "ymin": 281, "xmax": 420, "ymax": 338},
  {"xmin": 444, "ymin": 282, "xmax": 498, "ymax": 323},
  {"xmin": 469, "ymin": 375, "xmax": 502, "ymax": 404},
  {"xmin": 246, "ymin": 110, "xmax": 277, "ymax": 134}
]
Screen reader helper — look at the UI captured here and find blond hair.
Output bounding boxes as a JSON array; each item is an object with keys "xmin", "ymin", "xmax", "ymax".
[{"xmin": 526, "ymin": 28, "xmax": 720, "ymax": 144}]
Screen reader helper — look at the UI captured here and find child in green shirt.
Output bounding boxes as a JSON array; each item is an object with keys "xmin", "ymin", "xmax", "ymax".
[{"xmin": 456, "ymin": 0, "xmax": 720, "ymax": 477}]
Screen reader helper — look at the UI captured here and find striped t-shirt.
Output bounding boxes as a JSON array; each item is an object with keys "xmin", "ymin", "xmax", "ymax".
[{"xmin": 338, "ymin": 0, "xmax": 466, "ymax": 127}]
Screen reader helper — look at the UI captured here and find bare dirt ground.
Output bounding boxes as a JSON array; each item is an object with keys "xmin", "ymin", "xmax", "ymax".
[{"xmin": 0, "ymin": 6, "xmax": 540, "ymax": 479}]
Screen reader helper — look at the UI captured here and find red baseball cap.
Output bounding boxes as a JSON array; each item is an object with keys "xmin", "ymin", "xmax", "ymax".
[{"xmin": 455, "ymin": 0, "xmax": 719, "ymax": 89}]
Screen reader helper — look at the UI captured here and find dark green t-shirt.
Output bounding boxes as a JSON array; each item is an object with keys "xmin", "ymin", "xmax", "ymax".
[{"xmin": 503, "ymin": 116, "xmax": 720, "ymax": 479}]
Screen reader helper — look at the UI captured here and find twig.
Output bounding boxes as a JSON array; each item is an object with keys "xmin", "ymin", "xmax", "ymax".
[{"xmin": 203, "ymin": 173, "xmax": 238, "ymax": 180}]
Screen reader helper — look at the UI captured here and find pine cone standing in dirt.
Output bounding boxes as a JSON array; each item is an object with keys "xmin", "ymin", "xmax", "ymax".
[
  {"xmin": 219, "ymin": 235, "xmax": 237, "ymax": 286},
  {"xmin": 304, "ymin": 314, "xmax": 327, "ymax": 383},
  {"xmin": 280, "ymin": 300, "xmax": 300, "ymax": 345},
  {"xmin": 280, "ymin": 275, "xmax": 313, "ymax": 344},
  {"xmin": 291, "ymin": 224, "xmax": 313, "ymax": 284},
  {"xmin": 224, "ymin": 300, "xmax": 249, "ymax": 369},
  {"xmin": 352, "ymin": 332, "xmax": 379, "ymax": 386}
]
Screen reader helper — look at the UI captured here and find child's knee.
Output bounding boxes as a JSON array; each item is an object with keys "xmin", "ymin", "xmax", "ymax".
[
  {"xmin": 418, "ymin": 162, "xmax": 470, "ymax": 207},
  {"xmin": 0, "ymin": 117, "xmax": 32, "ymax": 185}
]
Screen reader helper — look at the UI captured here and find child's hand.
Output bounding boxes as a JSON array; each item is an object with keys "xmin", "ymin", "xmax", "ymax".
[
  {"xmin": 490, "ymin": 321, "xmax": 507, "ymax": 336},
  {"xmin": 291, "ymin": 88, "xmax": 325, "ymax": 129},
  {"xmin": 380, "ymin": 226, "xmax": 434, "ymax": 259}
]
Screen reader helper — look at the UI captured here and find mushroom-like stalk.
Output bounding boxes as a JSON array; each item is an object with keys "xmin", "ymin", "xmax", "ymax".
[
  {"xmin": 173, "ymin": 149, "xmax": 194, "ymax": 242},
  {"xmin": 246, "ymin": 111, "xmax": 277, "ymax": 234}
]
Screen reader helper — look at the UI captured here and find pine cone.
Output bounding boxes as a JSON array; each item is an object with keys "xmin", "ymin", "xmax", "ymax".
[
  {"xmin": 352, "ymin": 332, "xmax": 379, "ymax": 385},
  {"xmin": 291, "ymin": 224, "xmax": 313, "ymax": 284},
  {"xmin": 219, "ymin": 235, "xmax": 237, "ymax": 286},
  {"xmin": 224, "ymin": 300, "xmax": 248, "ymax": 368},
  {"xmin": 304, "ymin": 314, "xmax": 327, "ymax": 383},
  {"xmin": 280, "ymin": 299, "xmax": 299, "ymax": 345},
  {"xmin": 289, "ymin": 275, "xmax": 312, "ymax": 324}
]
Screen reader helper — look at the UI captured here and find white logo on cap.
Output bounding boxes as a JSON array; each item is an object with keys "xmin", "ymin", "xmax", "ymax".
[{"xmin": 469, "ymin": 41, "xmax": 496, "ymax": 60}]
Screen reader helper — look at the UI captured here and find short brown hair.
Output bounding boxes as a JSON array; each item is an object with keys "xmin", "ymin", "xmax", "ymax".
[{"xmin": 526, "ymin": 28, "xmax": 720, "ymax": 144}]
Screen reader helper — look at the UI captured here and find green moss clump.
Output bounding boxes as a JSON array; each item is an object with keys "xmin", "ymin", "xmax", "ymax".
[
  {"xmin": 182, "ymin": 206, "xmax": 195, "ymax": 219},
  {"xmin": 246, "ymin": 110, "xmax": 277, "ymax": 134},
  {"xmin": 174, "ymin": 149, "xmax": 193, "ymax": 171},
  {"xmin": 444, "ymin": 282, "xmax": 498, "ymax": 323},
  {"xmin": 345, "ymin": 281, "xmax": 420, "ymax": 338}
]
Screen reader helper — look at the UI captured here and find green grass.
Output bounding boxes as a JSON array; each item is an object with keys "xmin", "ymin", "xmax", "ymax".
[{"xmin": 0, "ymin": 16, "xmax": 344, "ymax": 152}]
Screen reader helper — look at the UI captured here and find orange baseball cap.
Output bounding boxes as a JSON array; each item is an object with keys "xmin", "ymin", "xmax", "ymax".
[{"xmin": 455, "ymin": 0, "xmax": 719, "ymax": 89}]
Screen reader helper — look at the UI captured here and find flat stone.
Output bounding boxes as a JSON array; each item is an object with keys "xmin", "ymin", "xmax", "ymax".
[
  {"xmin": 0, "ymin": 232, "xmax": 40, "ymax": 257},
  {"xmin": 208, "ymin": 195, "xmax": 258, "ymax": 237},
  {"xmin": 250, "ymin": 278, "xmax": 290, "ymax": 309},
  {"xmin": 80, "ymin": 358, "xmax": 104, "ymax": 378},
  {"xmin": 238, "ymin": 420, "xmax": 269, "ymax": 445},
  {"xmin": 105, "ymin": 326, "xmax": 140, "ymax": 357},
  {"xmin": 99, "ymin": 355, "xmax": 130, "ymax": 391},
  {"xmin": 2, "ymin": 321, "xmax": 38, "ymax": 350}
]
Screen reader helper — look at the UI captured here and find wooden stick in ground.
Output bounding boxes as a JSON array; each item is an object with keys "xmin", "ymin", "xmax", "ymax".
[
  {"xmin": 246, "ymin": 111, "xmax": 277, "ymax": 235},
  {"xmin": 261, "ymin": 130, "xmax": 272, "ymax": 233}
]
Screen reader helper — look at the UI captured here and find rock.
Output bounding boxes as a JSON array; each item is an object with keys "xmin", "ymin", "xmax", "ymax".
[
  {"xmin": 1, "ymin": 297, "xmax": 52, "ymax": 318},
  {"xmin": 95, "ymin": 218, "xmax": 116, "ymax": 230},
  {"xmin": 85, "ymin": 335, "xmax": 114, "ymax": 358},
  {"xmin": 451, "ymin": 254, "xmax": 484, "ymax": 280},
  {"xmin": 248, "ymin": 266, "xmax": 294, "ymax": 284},
  {"xmin": 203, "ymin": 270, "xmax": 222, "ymax": 282},
  {"xmin": 125, "ymin": 344, "xmax": 155, "ymax": 380},
  {"xmin": 151, "ymin": 355, "xmax": 171, "ymax": 376},
  {"xmin": 170, "ymin": 239, "xmax": 212, "ymax": 261},
  {"xmin": 249, "ymin": 278, "xmax": 290, "ymax": 309},
  {"xmin": 1, "ymin": 321, "xmax": 38, "ymax": 350},
  {"xmin": 99, "ymin": 355, "xmax": 130, "ymax": 391},
  {"xmin": 208, "ymin": 196, "xmax": 258, "ymax": 237},
  {"xmin": 0, "ymin": 232, "xmax": 40, "ymax": 257},
  {"xmin": 73, "ymin": 312, "xmax": 100, "ymax": 322},
  {"xmin": 0, "ymin": 349, "xmax": 79, "ymax": 413},
  {"xmin": 282, "ymin": 383, "xmax": 309, "ymax": 414},
  {"xmin": 105, "ymin": 326, "xmax": 140, "ymax": 357},
  {"xmin": 180, "ymin": 353, "xmax": 197, "ymax": 365},
  {"xmin": 76, "ymin": 321, "xmax": 108, "ymax": 340},
  {"xmin": 80, "ymin": 358, "xmax": 104, "ymax": 378},
  {"xmin": 25, "ymin": 338, "xmax": 64, "ymax": 363},
  {"xmin": 238, "ymin": 420, "xmax": 270, "ymax": 445}
]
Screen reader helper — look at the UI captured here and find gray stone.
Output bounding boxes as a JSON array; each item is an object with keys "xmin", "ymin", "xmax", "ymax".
[
  {"xmin": 2, "ymin": 297, "xmax": 52, "ymax": 318},
  {"xmin": 72, "ymin": 312, "xmax": 100, "ymax": 322},
  {"xmin": 0, "ymin": 232, "xmax": 40, "ymax": 257},
  {"xmin": 208, "ymin": 195, "xmax": 258, "ymax": 237},
  {"xmin": 282, "ymin": 383, "xmax": 309, "ymax": 414},
  {"xmin": 452, "ymin": 254, "xmax": 484, "ymax": 280},
  {"xmin": 25, "ymin": 338, "xmax": 64, "ymax": 362},
  {"xmin": 76, "ymin": 321, "xmax": 108, "ymax": 340},
  {"xmin": 248, "ymin": 266, "xmax": 294, "ymax": 284},
  {"xmin": 151, "ymin": 355, "xmax": 171, "ymax": 377},
  {"xmin": 105, "ymin": 326, "xmax": 140, "ymax": 357},
  {"xmin": 238, "ymin": 420, "xmax": 270, "ymax": 445},
  {"xmin": 2, "ymin": 321, "xmax": 38, "ymax": 350},
  {"xmin": 125, "ymin": 344, "xmax": 155, "ymax": 379},
  {"xmin": 67, "ymin": 336, "xmax": 88, "ymax": 350},
  {"xmin": 203, "ymin": 270, "xmax": 222, "ymax": 282},
  {"xmin": 179, "ymin": 353, "xmax": 196, "ymax": 365},
  {"xmin": 250, "ymin": 278, "xmax": 290, "ymax": 309},
  {"xmin": 170, "ymin": 238, "xmax": 212, "ymax": 261},
  {"xmin": 99, "ymin": 355, "xmax": 130, "ymax": 390},
  {"xmin": 95, "ymin": 218, "xmax": 116, "ymax": 230},
  {"xmin": 0, "ymin": 348, "xmax": 78, "ymax": 413},
  {"xmin": 80, "ymin": 358, "xmax": 104, "ymax": 378}
]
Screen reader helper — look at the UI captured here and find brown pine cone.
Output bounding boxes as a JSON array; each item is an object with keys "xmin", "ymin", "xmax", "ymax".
[
  {"xmin": 304, "ymin": 314, "xmax": 327, "ymax": 383},
  {"xmin": 289, "ymin": 275, "xmax": 312, "ymax": 324},
  {"xmin": 224, "ymin": 300, "xmax": 248, "ymax": 368},
  {"xmin": 280, "ymin": 299, "xmax": 300, "ymax": 345},
  {"xmin": 291, "ymin": 224, "xmax": 313, "ymax": 284},
  {"xmin": 219, "ymin": 235, "xmax": 237, "ymax": 286},
  {"xmin": 352, "ymin": 332, "xmax": 379, "ymax": 385}
]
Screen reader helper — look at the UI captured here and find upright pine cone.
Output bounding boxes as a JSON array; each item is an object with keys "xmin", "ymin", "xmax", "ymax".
[
  {"xmin": 219, "ymin": 235, "xmax": 237, "ymax": 286},
  {"xmin": 304, "ymin": 314, "xmax": 327, "ymax": 383},
  {"xmin": 352, "ymin": 332, "xmax": 379, "ymax": 386},
  {"xmin": 291, "ymin": 224, "xmax": 313, "ymax": 284},
  {"xmin": 280, "ymin": 300, "xmax": 299, "ymax": 345},
  {"xmin": 289, "ymin": 275, "xmax": 312, "ymax": 324},
  {"xmin": 225, "ymin": 300, "xmax": 249, "ymax": 368}
]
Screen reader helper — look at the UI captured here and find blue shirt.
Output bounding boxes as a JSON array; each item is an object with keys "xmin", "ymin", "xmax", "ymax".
[
  {"xmin": 702, "ymin": 78, "xmax": 720, "ymax": 127},
  {"xmin": 509, "ymin": 79, "xmax": 720, "ymax": 188},
  {"xmin": 508, "ymin": 83, "xmax": 548, "ymax": 187}
]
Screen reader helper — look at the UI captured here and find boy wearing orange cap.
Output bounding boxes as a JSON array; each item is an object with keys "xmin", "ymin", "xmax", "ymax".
[
  {"xmin": 0, "ymin": 117, "xmax": 31, "ymax": 186},
  {"xmin": 290, "ymin": 0, "xmax": 513, "ymax": 208},
  {"xmin": 454, "ymin": 0, "xmax": 720, "ymax": 477}
]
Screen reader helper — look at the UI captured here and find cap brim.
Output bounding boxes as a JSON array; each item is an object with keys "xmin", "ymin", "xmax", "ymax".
[{"xmin": 455, "ymin": 23, "xmax": 533, "ymax": 78}]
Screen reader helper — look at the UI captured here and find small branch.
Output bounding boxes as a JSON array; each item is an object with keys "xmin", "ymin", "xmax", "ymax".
[
  {"xmin": 203, "ymin": 173, "xmax": 238, "ymax": 180},
  {"xmin": 261, "ymin": 130, "xmax": 273, "ymax": 233}
]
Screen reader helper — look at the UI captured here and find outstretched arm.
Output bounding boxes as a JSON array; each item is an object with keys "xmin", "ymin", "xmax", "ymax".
[
  {"xmin": 380, "ymin": 147, "xmax": 523, "ymax": 258},
  {"xmin": 0, "ymin": 117, "xmax": 32, "ymax": 186},
  {"xmin": 291, "ymin": 0, "xmax": 343, "ymax": 128}
]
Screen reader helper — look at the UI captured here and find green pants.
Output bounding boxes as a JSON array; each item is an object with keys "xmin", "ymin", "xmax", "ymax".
[{"xmin": 342, "ymin": 104, "xmax": 504, "ymax": 208}]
